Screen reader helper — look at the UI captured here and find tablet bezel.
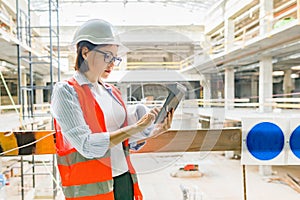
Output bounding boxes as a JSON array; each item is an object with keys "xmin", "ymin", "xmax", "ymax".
[{"xmin": 154, "ymin": 83, "xmax": 186, "ymax": 124}]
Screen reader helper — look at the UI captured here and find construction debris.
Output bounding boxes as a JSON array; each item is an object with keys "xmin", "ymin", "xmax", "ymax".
[
  {"xmin": 180, "ymin": 184, "xmax": 203, "ymax": 200},
  {"xmin": 171, "ymin": 164, "xmax": 203, "ymax": 178},
  {"xmin": 268, "ymin": 173, "xmax": 300, "ymax": 193}
]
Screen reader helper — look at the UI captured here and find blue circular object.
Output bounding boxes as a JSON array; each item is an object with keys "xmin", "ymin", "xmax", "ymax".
[
  {"xmin": 246, "ymin": 122, "xmax": 284, "ymax": 161},
  {"xmin": 290, "ymin": 126, "xmax": 300, "ymax": 159}
]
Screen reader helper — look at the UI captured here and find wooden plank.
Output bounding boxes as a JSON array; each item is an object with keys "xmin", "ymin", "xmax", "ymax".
[
  {"xmin": 0, "ymin": 128, "xmax": 242, "ymax": 156},
  {"xmin": 133, "ymin": 128, "xmax": 242, "ymax": 153}
]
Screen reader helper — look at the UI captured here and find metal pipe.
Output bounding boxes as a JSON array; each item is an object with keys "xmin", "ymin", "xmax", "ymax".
[
  {"xmin": 49, "ymin": 0, "xmax": 53, "ymax": 93},
  {"xmin": 16, "ymin": 0, "xmax": 22, "ymax": 106},
  {"xmin": 56, "ymin": 0, "xmax": 61, "ymax": 82},
  {"xmin": 28, "ymin": 0, "xmax": 34, "ymax": 118}
]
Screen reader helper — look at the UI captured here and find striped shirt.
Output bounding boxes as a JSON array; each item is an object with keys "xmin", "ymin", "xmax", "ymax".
[{"xmin": 50, "ymin": 71, "xmax": 153, "ymax": 163}]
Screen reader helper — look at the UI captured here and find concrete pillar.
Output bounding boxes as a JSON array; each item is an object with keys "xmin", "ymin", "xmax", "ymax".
[
  {"xmin": 224, "ymin": 18, "xmax": 234, "ymax": 52},
  {"xmin": 35, "ymin": 79, "xmax": 45, "ymax": 104},
  {"xmin": 283, "ymin": 69, "xmax": 294, "ymax": 95},
  {"xmin": 259, "ymin": 56, "xmax": 273, "ymax": 112},
  {"xmin": 259, "ymin": 165, "xmax": 274, "ymax": 176},
  {"xmin": 224, "ymin": 68, "xmax": 235, "ymax": 110},
  {"xmin": 202, "ymin": 74, "xmax": 211, "ymax": 108},
  {"xmin": 259, "ymin": 57, "xmax": 274, "ymax": 175},
  {"xmin": 259, "ymin": 0, "xmax": 274, "ymax": 35},
  {"xmin": 251, "ymin": 75, "xmax": 258, "ymax": 102}
]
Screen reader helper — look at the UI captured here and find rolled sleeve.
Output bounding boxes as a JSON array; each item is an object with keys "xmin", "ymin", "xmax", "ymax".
[{"xmin": 51, "ymin": 82, "xmax": 110, "ymax": 159}]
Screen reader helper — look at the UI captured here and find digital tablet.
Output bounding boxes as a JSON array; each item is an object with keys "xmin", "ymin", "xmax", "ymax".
[{"xmin": 154, "ymin": 82, "xmax": 186, "ymax": 124}]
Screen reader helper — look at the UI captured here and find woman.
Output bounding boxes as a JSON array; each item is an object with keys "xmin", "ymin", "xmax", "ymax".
[{"xmin": 51, "ymin": 19, "xmax": 173, "ymax": 200}]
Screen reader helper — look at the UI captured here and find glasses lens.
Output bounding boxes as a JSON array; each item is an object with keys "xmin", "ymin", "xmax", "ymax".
[
  {"xmin": 114, "ymin": 58, "xmax": 122, "ymax": 66},
  {"xmin": 104, "ymin": 54, "xmax": 113, "ymax": 63}
]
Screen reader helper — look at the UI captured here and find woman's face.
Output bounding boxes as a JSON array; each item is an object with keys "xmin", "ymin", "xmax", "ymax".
[{"xmin": 84, "ymin": 44, "xmax": 118, "ymax": 81}]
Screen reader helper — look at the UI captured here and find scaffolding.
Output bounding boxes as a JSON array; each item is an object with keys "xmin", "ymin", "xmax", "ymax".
[
  {"xmin": 15, "ymin": 0, "xmax": 60, "ymax": 199},
  {"xmin": 16, "ymin": 0, "xmax": 60, "ymax": 119}
]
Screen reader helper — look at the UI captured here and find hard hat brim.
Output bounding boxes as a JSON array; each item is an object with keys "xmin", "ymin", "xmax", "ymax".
[{"xmin": 72, "ymin": 36, "xmax": 129, "ymax": 55}]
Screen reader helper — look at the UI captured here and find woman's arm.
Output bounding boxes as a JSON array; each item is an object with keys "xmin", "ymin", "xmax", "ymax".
[
  {"xmin": 51, "ymin": 82, "xmax": 156, "ymax": 158},
  {"xmin": 51, "ymin": 82, "xmax": 110, "ymax": 158}
]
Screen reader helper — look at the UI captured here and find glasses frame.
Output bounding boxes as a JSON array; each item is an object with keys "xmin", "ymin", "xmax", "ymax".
[{"xmin": 93, "ymin": 49, "xmax": 122, "ymax": 66}]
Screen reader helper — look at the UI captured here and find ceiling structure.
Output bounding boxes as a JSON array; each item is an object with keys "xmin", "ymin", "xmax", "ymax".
[
  {"xmin": 30, "ymin": 0, "xmax": 221, "ymax": 26},
  {"xmin": 29, "ymin": 0, "xmax": 222, "ymax": 77},
  {"xmin": 57, "ymin": 0, "xmax": 221, "ymax": 14}
]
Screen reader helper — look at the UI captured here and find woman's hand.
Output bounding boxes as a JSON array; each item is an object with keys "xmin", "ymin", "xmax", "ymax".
[
  {"xmin": 135, "ymin": 107, "xmax": 160, "ymax": 131},
  {"xmin": 150, "ymin": 108, "xmax": 174, "ymax": 138}
]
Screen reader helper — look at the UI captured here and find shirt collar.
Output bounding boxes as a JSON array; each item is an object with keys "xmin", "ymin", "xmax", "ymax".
[
  {"xmin": 73, "ymin": 71, "xmax": 112, "ymax": 93},
  {"xmin": 73, "ymin": 71, "xmax": 93, "ymax": 86},
  {"xmin": 99, "ymin": 81, "xmax": 112, "ymax": 94}
]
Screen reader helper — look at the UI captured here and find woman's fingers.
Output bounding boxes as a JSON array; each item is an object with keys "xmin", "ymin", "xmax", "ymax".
[
  {"xmin": 136, "ymin": 113, "xmax": 155, "ymax": 129},
  {"xmin": 165, "ymin": 109, "xmax": 174, "ymax": 128},
  {"xmin": 149, "ymin": 107, "xmax": 160, "ymax": 117}
]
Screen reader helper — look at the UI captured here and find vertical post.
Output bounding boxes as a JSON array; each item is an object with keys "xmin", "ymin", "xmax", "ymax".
[
  {"xmin": 28, "ymin": 0, "xmax": 33, "ymax": 118},
  {"xmin": 56, "ymin": 0, "xmax": 60, "ymax": 82},
  {"xmin": 202, "ymin": 74, "xmax": 211, "ymax": 108},
  {"xmin": 21, "ymin": 73, "xmax": 27, "ymax": 118},
  {"xmin": 49, "ymin": 0, "xmax": 53, "ymax": 92},
  {"xmin": 259, "ymin": 56, "xmax": 273, "ymax": 112},
  {"xmin": 21, "ymin": 156, "xmax": 24, "ymax": 200},
  {"xmin": 53, "ymin": 154, "xmax": 57, "ymax": 198},
  {"xmin": 243, "ymin": 165, "xmax": 247, "ymax": 200},
  {"xmin": 224, "ymin": 67, "xmax": 235, "ymax": 110},
  {"xmin": 16, "ymin": 0, "xmax": 22, "ymax": 106},
  {"xmin": 224, "ymin": 18, "xmax": 234, "ymax": 52},
  {"xmin": 283, "ymin": 69, "xmax": 293, "ymax": 95},
  {"xmin": 259, "ymin": 0, "xmax": 274, "ymax": 35},
  {"xmin": 35, "ymin": 80, "xmax": 45, "ymax": 104},
  {"xmin": 251, "ymin": 75, "xmax": 258, "ymax": 103},
  {"xmin": 32, "ymin": 155, "xmax": 35, "ymax": 187}
]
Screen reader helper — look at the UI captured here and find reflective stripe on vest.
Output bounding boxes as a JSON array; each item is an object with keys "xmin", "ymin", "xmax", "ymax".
[{"xmin": 55, "ymin": 77, "xmax": 143, "ymax": 200}]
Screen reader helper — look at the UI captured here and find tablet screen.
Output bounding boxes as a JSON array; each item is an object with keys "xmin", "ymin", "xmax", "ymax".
[{"xmin": 154, "ymin": 83, "xmax": 186, "ymax": 124}]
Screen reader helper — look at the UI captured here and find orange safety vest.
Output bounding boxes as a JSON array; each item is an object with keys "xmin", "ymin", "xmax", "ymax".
[{"xmin": 54, "ymin": 77, "xmax": 143, "ymax": 200}]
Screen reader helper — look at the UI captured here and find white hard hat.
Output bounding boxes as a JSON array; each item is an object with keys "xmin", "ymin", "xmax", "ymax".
[{"xmin": 72, "ymin": 19, "xmax": 128, "ymax": 54}]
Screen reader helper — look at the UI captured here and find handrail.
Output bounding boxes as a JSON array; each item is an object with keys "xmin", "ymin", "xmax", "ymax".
[
  {"xmin": 115, "ymin": 61, "xmax": 182, "ymax": 70},
  {"xmin": 187, "ymin": 98, "xmax": 300, "ymax": 109},
  {"xmin": 1, "ymin": 99, "xmax": 299, "ymax": 112},
  {"xmin": 273, "ymin": 0, "xmax": 296, "ymax": 17},
  {"xmin": 0, "ymin": 103, "xmax": 50, "ymax": 113}
]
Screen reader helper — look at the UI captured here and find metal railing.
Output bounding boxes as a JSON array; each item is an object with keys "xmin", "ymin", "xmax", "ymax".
[{"xmin": 0, "ymin": 103, "xmax": 50, "ymax": 114}]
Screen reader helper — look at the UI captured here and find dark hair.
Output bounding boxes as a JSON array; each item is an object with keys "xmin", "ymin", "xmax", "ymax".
[{"xmin": 74, "ymin": 41, "xmax": 107, "ymax": 73}]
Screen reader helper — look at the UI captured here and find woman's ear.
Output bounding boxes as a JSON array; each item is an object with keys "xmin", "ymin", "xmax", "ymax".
[{"xmin": 81, "ymin": 46, "xmax": 89, "ymax": 59}]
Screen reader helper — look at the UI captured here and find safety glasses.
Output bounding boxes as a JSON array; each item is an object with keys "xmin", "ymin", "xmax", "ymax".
[{"xmin": 93, "ymin": 49, "xmax": 122, "ymax": 66}]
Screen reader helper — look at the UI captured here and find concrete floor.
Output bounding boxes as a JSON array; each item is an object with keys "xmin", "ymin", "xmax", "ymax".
[
  {"xmin": 1, "ymin": 152, "xmax": 300, "ymax": 200},
  {"xmin": 133, "ymin": 152, "xmax": 300, "ymax": 200}
]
